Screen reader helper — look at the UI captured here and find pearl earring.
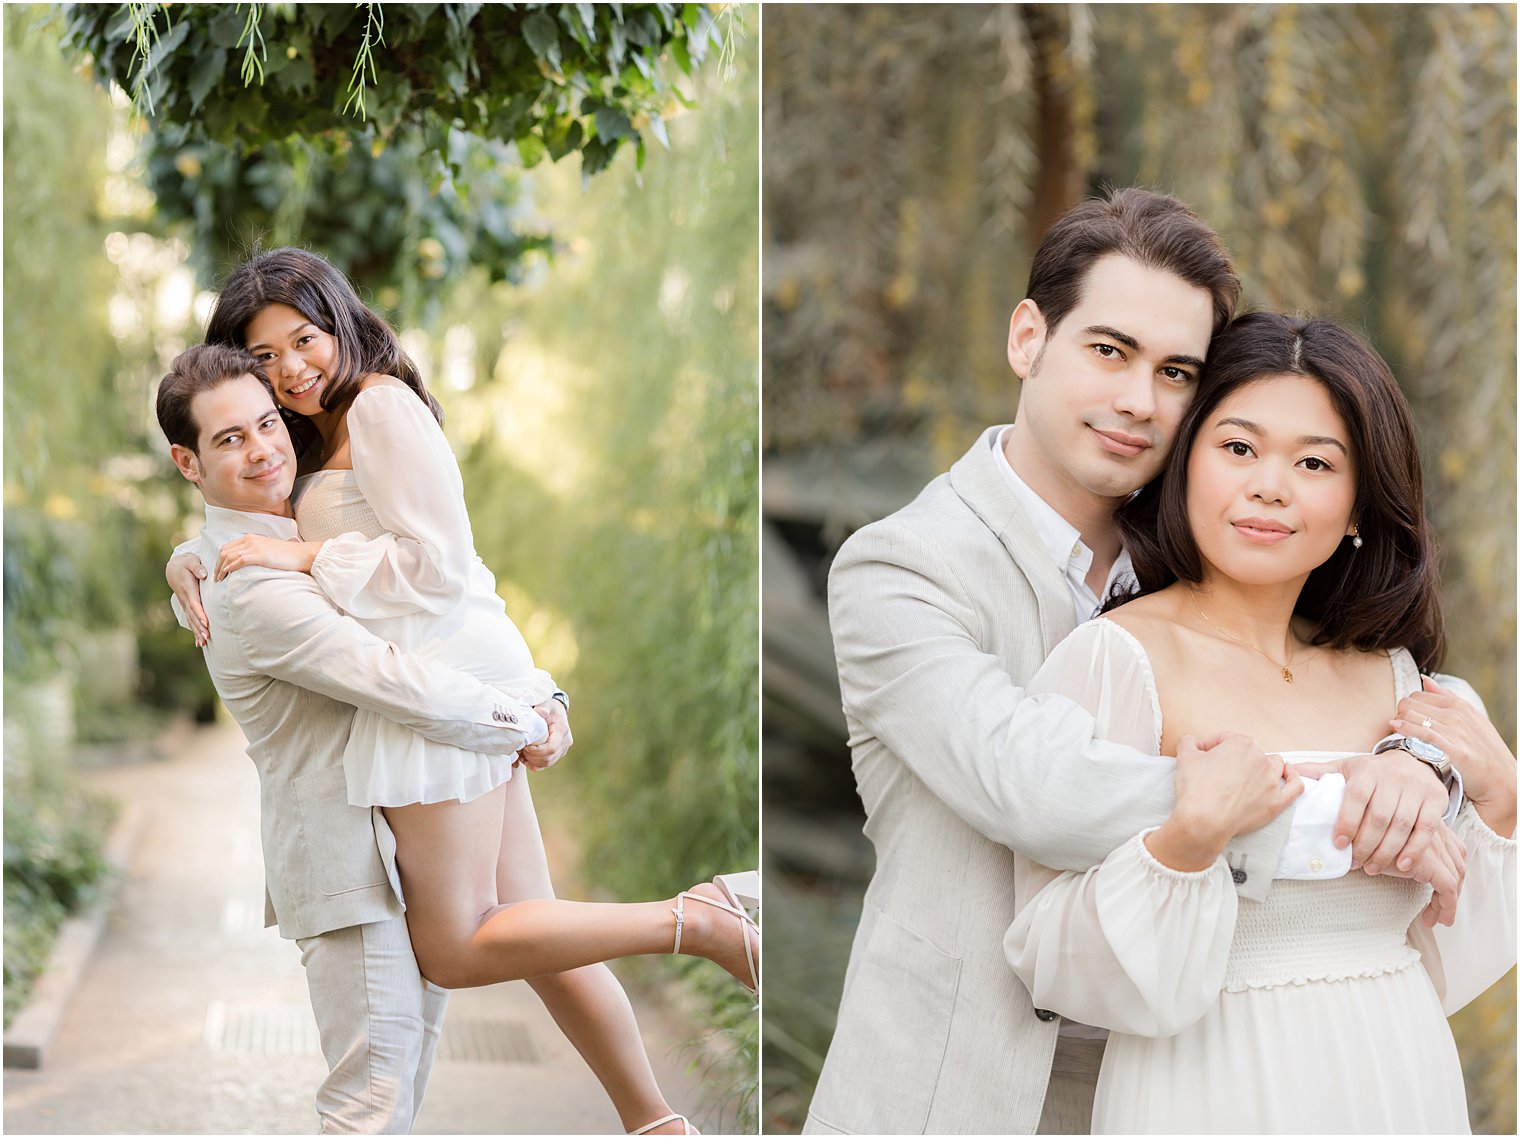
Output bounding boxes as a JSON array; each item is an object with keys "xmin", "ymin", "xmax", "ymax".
[{"xmin": 1351, "ymin": 525, "xmax": 1363, "ymax": 550}]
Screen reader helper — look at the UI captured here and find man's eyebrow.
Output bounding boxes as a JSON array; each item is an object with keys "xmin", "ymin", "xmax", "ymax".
[
  {"xmin": 1215, "ymin": 416, "xmax": 1348, "ymax": 455},
  {"xmin": 246, "ymin": 322, "xmax": 315, "ymax": 352},
  {"xmin": 207, "ymin": 408, "xmax": 278, "ymax": 445},
  {"xmin": 1084, "ymin": 325, "xmax": 1204, "ymax": 371},
  {"xmin": 1083, "ymin": 324, "xmax": 1141, "ymax": 351}
]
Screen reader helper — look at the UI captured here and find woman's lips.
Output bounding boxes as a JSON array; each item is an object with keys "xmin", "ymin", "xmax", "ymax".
[{"xmin": 1231, "ymin": 520, "xmax": 1293, "ymax": 543}]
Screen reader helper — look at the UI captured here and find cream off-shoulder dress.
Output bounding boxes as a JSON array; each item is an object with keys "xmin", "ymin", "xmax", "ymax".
[
  {"xmin": 293, "ymin": 384, "xmax": 555, "ymax": 807},
  {"xmin": 1005, "ymin": 617, "xmax": 1516, "ymax": 1134}
]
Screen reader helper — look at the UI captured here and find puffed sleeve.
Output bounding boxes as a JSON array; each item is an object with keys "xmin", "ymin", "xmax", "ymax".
[
  {"xmin": 1004, "ymin": 619, "xmax": 1238, "ymax": 1037},
  {"xmin": 1406, "ymin": 674, "xmax": 1517, "ymax": 1014},
  {"xmin": 309, "ymin": 385, "xmax": 475, "ymax": 618}
]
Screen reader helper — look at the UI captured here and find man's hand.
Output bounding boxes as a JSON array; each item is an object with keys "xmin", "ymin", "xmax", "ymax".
[
  {"xmin": 517, "ymin": 699, "xmax": 572, "ymax": 772},
  {"xmin": 168, "ymin": 551, "xmax": 210, "ymax": 647},
  {"xmin": 1146, "ymin": 733, "xmax": 1302, "ymax": 872},
  {"xmin": 1289, "ymin": 751, "xmax": 1464, "ymax": 926}
]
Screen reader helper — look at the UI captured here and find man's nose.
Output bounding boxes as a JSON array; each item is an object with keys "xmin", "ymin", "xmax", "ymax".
[
  {"xmin": 246, "ymin": 432, "xmax": 272, "ymax": 463},
  {"xmin": 1112, "ymin": 368, "xmax": 1158, "ymax": 420}
]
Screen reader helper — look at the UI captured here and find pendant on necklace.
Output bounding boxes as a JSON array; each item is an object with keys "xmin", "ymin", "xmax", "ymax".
[{"xmin": 1282, "ymin": 666, "xmax": 1294, "ymax": 683}]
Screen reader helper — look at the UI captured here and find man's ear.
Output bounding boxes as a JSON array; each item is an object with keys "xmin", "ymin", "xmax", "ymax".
[
  {"xmin": 170, "ymin": 443, "xmax": 202, "ymax": 485},
  {"xmin": 1007, "ymin": 298, "xmax": 1047, "ymax": 380}
]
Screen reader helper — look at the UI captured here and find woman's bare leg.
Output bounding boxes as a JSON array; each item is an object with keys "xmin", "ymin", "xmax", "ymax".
[
  {"xmin": 494, "ymin": 774, "xmax": 681, "ymax": 1133},
  {"xmin": 382, "ymin": 791, "xmax": 755, "ymax": 990}
]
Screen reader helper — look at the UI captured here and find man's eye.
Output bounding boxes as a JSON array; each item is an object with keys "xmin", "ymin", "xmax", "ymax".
[{"xmin": 1094, "ymin": 344, "xmax": 1119, "ymax": 358}]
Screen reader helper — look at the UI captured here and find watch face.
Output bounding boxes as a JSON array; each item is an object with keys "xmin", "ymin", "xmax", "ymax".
[{"xmin": 1405, "ymin": 735, "xmax": 1447, "ymax": 766}]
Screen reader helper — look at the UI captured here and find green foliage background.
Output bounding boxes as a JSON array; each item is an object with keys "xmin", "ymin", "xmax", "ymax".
[{"xmin": 763, "ymin": 4, "xmax": 1516, "ymax": 1133}]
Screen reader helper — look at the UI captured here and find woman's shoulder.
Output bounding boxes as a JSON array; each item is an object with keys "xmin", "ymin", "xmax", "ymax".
[
  {"xmin": 348, "ymin": 375, "xmax": 436, "ymax": 427},
  {"xmin": 1100, "ymin": 590, "xmax": 1187, "ymax": 649}
]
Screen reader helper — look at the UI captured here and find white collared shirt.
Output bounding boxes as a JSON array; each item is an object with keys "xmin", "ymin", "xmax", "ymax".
[{"xmin": 992, "ymin": 426, "xmax": 1136, "ymax": 620}]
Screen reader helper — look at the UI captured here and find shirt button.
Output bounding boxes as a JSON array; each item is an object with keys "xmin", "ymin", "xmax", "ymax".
[
  {"xmin": 1309, "ymin": 857, "xmax": 1324, "ymax": 872},
  {"xmin": 1070, "ymin": 542, "xmax": 1082, "ymax": 560},
  {"xmin": 1034, "ymin": 1008, "xmax": 1058, "ymax": 1022},
  {"xmin": 1231, "ymin": 868, "xmax": 1248, "ymax": 885}
]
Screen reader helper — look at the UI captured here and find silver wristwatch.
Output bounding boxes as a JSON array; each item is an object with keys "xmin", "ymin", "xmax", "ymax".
[{"xmin": 1372, "ymin": 732, "xmax": 1450, "ymax": 778}]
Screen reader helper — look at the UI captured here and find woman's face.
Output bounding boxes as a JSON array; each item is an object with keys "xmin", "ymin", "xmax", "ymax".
[
  {"xmin": 244, "ymin": 302, "xmax": 339, "ymax": 418},
  {"xmin": 1185, "ymin": 373, "xmax": 1358, "ymax": 588}
]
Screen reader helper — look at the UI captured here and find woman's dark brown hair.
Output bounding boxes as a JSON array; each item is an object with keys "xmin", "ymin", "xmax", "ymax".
[
  {"xmin": 204, "ymin": 247, "xmax": 442, "ymax": 457},
  {"xmin": 1110, "ymin": 311, "xmax": 1445, "ymax": 672}
]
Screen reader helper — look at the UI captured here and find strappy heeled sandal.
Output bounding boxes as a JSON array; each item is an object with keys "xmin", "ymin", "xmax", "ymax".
[
  {"xmin": 629, "ymin": 1112, "xmax": 695, "ymax": 1135},
  {"xmin": 671, "ymin": 879, "xmax": 760, "ymax": 997},
  {"xmin": 712, "ymin": 870, "xmax": 759, "ymax": 914}
]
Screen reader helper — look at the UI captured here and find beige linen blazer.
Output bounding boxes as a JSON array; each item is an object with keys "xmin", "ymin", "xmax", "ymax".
[
  {"xmin": 191, "ymin": 505, "xmax": 542, "ymax": 941},
  {"xmin": 806, "ymin": 427, "xmax": 1290, "ymax": 1135}
]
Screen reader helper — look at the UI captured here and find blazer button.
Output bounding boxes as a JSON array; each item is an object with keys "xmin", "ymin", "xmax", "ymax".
[
  {"xmin": 1231, "ymin": 868, "xmax": 1248, "ymax": 885},
  {"xmin": 1034, "ymin": 1008, "xmax": 1058, "ymax": 1022},
  {"xmin": 505, "ymin": 713, "xmax": 517, "ymax": 724}
]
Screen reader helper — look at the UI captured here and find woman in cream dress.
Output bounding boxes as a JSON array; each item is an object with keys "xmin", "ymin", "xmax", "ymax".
[{"xmin": 1004, "ymin": 313, "xmax": 1515, "ymax": 1134}]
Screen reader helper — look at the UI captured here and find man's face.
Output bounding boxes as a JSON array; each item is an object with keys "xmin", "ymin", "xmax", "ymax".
[
  {"xmin": 1005, "ymin": 254, "xmax": 1215, "ymax": 507},
  {"xmin": 170, "ymin": 375, "xmax": 296, "ymax": 515}
]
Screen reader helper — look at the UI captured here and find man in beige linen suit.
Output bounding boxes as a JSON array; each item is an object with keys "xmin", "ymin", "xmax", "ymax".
[
  {"xmin": 805, "ymin": 189, "xmax": 1462, "ymax": 1135},
  {"xmin": 157, "ymin": 343, "xmax": 564, "ymax": 1133}
]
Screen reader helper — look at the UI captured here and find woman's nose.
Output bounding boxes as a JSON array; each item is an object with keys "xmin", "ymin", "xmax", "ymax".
[{"xmin": 1248, "ymin": 463, "xmax": 1290, "ymax": 504}]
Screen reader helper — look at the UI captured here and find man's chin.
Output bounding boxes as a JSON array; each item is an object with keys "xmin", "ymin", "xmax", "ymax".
[{"xmin": 1080, "ymin": 463, "xmax": 1161, "ymax": 500}]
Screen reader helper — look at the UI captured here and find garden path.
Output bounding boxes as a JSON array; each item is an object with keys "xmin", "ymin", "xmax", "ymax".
[{"xmin": 3, "ymin": 718, "xmax": 721, "ymax": 1134}]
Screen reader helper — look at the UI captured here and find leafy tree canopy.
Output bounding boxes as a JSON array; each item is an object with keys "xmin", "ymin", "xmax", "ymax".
[{"xmin": 61, "ymin": 3, "xmax": 730, "ymax": 320}]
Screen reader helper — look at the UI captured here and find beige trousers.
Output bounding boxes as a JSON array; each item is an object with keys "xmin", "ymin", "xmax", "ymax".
[
  {"xmin": 1035, "ymin": 1035, "xmax": 1105, "ymax": 1135},
  {"xmin": 296, "ymin": 916, "xmax": 449, "ymax": 1134}
]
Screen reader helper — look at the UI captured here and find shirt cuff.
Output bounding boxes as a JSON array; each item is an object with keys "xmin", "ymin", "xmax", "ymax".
[{"xmin": 1275, "ymin": 773, "xmax": 1354, "ymax": 880}]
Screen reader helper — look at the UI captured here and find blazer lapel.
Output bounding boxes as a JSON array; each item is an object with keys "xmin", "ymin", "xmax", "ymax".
[{"xmin": 948, "ymin": 426, "xmax": 1077, "ymax": 654}]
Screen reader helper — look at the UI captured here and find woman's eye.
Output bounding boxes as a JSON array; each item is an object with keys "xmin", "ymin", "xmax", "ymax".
[
  {"xmin": 1226, "ymin": 441, "xmax": 1252, "ymax": 457},
  {"xmin": 295, "ymin": 335, "xmax": 313, "ymax": 347},
  {"xmin": 1301, "ymin": 456, "xmax": 1330, "ymax": 472}
]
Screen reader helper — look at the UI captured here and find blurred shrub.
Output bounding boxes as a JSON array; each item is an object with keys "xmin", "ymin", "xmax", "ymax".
[{"xmin": 2, "ymin": 747, "xmax": 118, "ymax": 1028}]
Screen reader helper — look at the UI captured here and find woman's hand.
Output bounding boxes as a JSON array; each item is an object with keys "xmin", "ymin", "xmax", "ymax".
[
  {"xmin": 1146, "ymin": 732, "xmax": 1303, "ymax": 871},
  {"xmin": 1393, "ymin": 675, "xmax": 1517, "ymax": 838},
  {"xmin": 214, "ymin": 536, "xmax": 323, "ymax": 581},
  {"xmin": 167, "ymin": 552, "xmax": 210, "ymax": 647}
]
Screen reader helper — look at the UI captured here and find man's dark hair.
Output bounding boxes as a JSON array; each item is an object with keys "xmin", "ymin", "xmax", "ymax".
[
  {"xmin": 1027, "ymin": 187, "xmax": 1241, "ymax": 339},
  {"xmin": 156, "ymin": 343, "xmax": 271, "ymax": 454},
  {"xmin": 1109, "ymin": 311, "xmax": 1445, "ymax": 673}
]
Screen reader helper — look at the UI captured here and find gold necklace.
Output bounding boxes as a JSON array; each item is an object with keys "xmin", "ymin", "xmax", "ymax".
[{"xmin": 1185, "ymin": 588, "xmax": 1299, "ymax": 683}]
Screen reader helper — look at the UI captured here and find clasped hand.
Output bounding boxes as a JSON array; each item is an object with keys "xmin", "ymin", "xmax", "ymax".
[
  {"xmin": 516, "ymin": 699, "xmax": 573, "ymax": 772},
  {"xmin": 1287, "ymin": 749, "xmax": 1463, "ymax": 928}
]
